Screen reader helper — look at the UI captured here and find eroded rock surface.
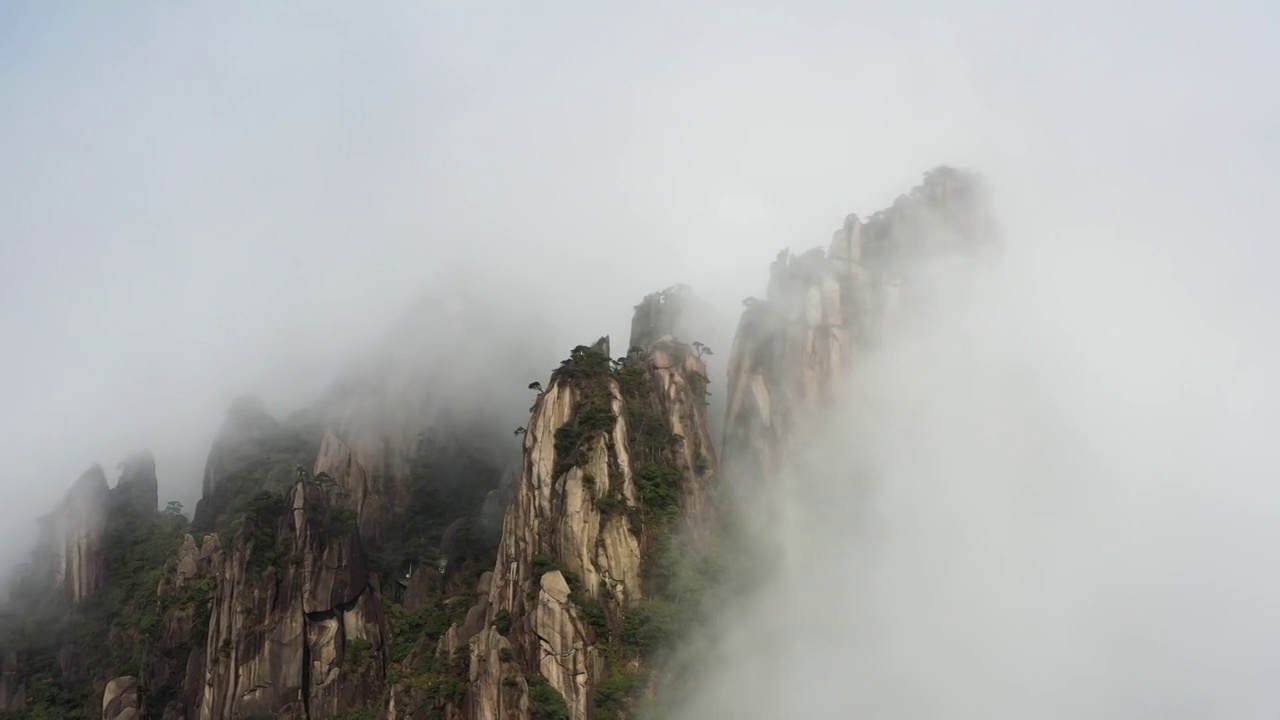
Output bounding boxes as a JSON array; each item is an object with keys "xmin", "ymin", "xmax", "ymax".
[
  {"xmin": 193, "ymin": 476, "xmax": 386, "ymax": 720},
  {"xmin": 408, "ymin": 320, "xmax": 721, "ymax": 720},
  {"xmin": 102, "ymin": 675, "xmax": 139, "ymax": 720},
  {"xmin": 41, "ymin": 465, "xmax": 111, "ymax": 603}
]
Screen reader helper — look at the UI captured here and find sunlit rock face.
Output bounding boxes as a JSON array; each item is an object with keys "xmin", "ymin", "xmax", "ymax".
[
  {"xmin": 722, "ymin": 166, "xmax": 1001, "ymax": 488},
  {"xmin": 391, "ymin": 294, "xmax": 720, "ymax": 720}
]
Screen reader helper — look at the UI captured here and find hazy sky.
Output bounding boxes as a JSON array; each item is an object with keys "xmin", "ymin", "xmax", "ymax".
[{"xmin": 1, "ymin": 1, "xmax": 1277, "ymax": 572}]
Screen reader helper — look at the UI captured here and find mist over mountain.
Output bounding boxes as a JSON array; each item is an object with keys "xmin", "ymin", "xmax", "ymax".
[{"xmin": 2, "ymin": 1, "xmax": 1278, "ymax": 719}]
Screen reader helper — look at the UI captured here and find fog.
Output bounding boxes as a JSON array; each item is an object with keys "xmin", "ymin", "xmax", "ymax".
[
  {"xmin": 666, "ymin": 205, "xmax": 1280, "ymax": 716},
  {"xmin": 2, "ymin": 0, "xmax": 1278, "ymax": 713}
]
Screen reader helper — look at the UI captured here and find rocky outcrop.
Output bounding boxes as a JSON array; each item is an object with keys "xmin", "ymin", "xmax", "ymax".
[
  {"xmin": 627, "ymin": 284, "xmax": 714, "ymax": 353},
  {"xmin": 310, "ymin": 289, "xmax": 553, "ymax": 548},
  {"xmin": 194, "ymin": 475, "xmax": 386, "ymax": 720},
  {"xmin": 723, "ymin": 166, "xmax": 1000, "ymax": 484},
  {"xmin": 198, "ymin": 395, "xmax": 279, "ymax": 500},
  {"xmin": 164, "ymin": 532, "xmax": 224, "ymax": 587},
  {"xmin": 0, "ymin": 166, "xmax": 999, "ymax": 720},
  {"xmin": 420, "ymin": 313, "xmax": 719, "ymax": 719},
  {"xmin": 629, "ymin": 284, "xmax": 728, "ymax": 447},
  {"xmin": 39, "ymin": 465, "xmax": 111, "ymax": 603},
  {"xmin": 37, "ymin": 453, "xmax": 162, "ymax": 604},
  {"xmin": 192, "ymin": 395, "xmax": 321, "ymax": 532},
  {"xmin": 102, "ymin": 675, "xmax": 139, "ymax": 720},
  {"xmin": 144, "ymin": 533, "xmax": 222, "ymax": 720}
]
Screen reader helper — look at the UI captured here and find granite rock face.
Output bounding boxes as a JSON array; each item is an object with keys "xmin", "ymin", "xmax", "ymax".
[
  {"xmin": 723, "ymin": 166, "xmax": 1001, "ymax": 486},
  {"xmin": 41, "ymin": 465, "xmax": 111, "ymax": 603},
  {"xmin": 400, "ymin": 306, "xmax": 721, "ymax": 719},
  {"xmin": 309, "ymin": 290, "xmax": 552, "ymax": 548},
  {"xmin": 192, "ymin": 475, "xmax": 386, "ymax": 720},
  {"xmin": 102, "ymin": 676, "xmax": 139, "ymax": 720},
  {"xmin": 192, "ymin": 394, "xmax": 321, "ymax": 532}
]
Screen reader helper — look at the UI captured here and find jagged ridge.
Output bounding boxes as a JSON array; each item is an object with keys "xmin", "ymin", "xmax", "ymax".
[{"xmin": 0, "ymin": 165, "xmax": 997, "ymax": 720}]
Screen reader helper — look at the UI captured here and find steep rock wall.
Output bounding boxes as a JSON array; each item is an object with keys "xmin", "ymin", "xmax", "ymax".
[
  {"xmin": 116, "ymin": 450, "xmax": 159, "ymax": 515},
  {"xmin": 193, "ymin": 475, "xmax": 386, "ymax": 720},
  {"xmin": 40, "ymin": 465, "xmax": 111, "ymax": 603},
  {"xmin": 723, "ymin": 166, "xmax": 1001, "ymax": 484},
  {"xmin": 145, "ymin": 532, "xmax": 222, "ymax": 720},
  {"xmin": 102, "ymin": 675, "xmax": 139, "ymax": 720},
  {"xmin": 310, "ymin": 291, "xmax": 552, "ymax": 548},
  {"xmin": 192, "ymin": 395, "xmax": 321, "ymax": 532},
  {"xmin": 412, "ymin": 322, "xmax": 719, "ymax": 720}
]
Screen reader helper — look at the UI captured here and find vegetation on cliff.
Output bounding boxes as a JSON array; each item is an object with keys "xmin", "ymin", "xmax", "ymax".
[
  {"xmin": 0, "ymin": 483, "xmax": 190, "ymax": 719},
  {"xmin": 521, "ymin": 338, "xmax": 728, "ymax": 718}
]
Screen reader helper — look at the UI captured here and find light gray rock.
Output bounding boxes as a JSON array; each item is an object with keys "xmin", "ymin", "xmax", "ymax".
[{"xmin": 102, "ymin": 676, "xmax": 138, "ymax": 720}]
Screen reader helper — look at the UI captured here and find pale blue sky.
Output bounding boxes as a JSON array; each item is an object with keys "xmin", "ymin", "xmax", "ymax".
[{"xmin": 0, "ymin": 0, "xmax": 1277, "ymax": 561}]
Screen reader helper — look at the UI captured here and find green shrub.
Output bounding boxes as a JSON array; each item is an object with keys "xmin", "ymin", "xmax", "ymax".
[
  {"xmin": 243, "ymin": 491, "xmax": 287, "ymax": 571},
  {"xmin": 574, "ymin": 592, "xmax": 609, "ymax": 639},
  {"xmin": 527, "ymin": 674, "xmax": 571, "ymax": 720},
  {"xmin": 329, "ymin": 505, "xmax": 360, "ymax": 537},
  {"xmin": 345, "ymin": 637, "xmax": 374, "ymax": 667},
  {"xmin": 594, "ymin": 665, "xmax": 644, "ymax": 718},
  {"xmin": 386, "ymin": 600, "xmax": 453, "ymax": 663},
  {"xmin": 553, "ymin": 400, "xmax": 615, "ymax": 477},
  {"xmin": 593, "ymin": 493, "xmax": 627, "ymax": 516},
  {"xmin": 549, "ymin": 345, "xmax": 619, "ymax": 477},
  {"xmin": 636, "ymin": 463, "xmax": 682, "ymax": 519},
  {"xmin": 532, "ymin": 554, "xmax": 561, "ymax": 578},
  {"xmin": 492, "ymin": 609, "xmax": 512, "ymax": 635},
  {"xmin": 621, "ymin": 600, "xmax": 680, "ymax": 653}
]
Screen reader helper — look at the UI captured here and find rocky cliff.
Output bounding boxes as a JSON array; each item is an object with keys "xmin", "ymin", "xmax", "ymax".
[
  {"xmin": 193, "ymin": 394, "xmax": 321, "ymax": 533},
  {"xmin": 102, "ymin": 675, "xmax": 140, "ymax": 720},
  {"xmin": 29, "ymin": 450, "xmax": 163, "ymax": 606},
  {"xmin": 143, "ymin": 532, "xmax": 221, "ymax": 720},
  {"xmin": 722, "ymin": 166, "xmax": 1000, "ymax": 485},
  {"xmin": 40, "ymin": 465, "xmax": 111, "ymax": 604},
  {"xmin": 116, "ymin": 451, "xmax": 160, "ymax": 517},
  {"xmin": 380, "ymin": 293, "xmax": 722, "ymax": 720},
  {"xmin": 191, "ymin": 471, "xmax": 387, "ymax": 720},
  {"xmin": 309, "ymin": 289, "xmax": 553, "ymax": 549},
  {"xmin": 0, "ymin": 451, "xmax": 190, "ymax": 718},
  {"xmin": 0, "ymin": 166, "xmax": 995, "ymax": 720}
]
